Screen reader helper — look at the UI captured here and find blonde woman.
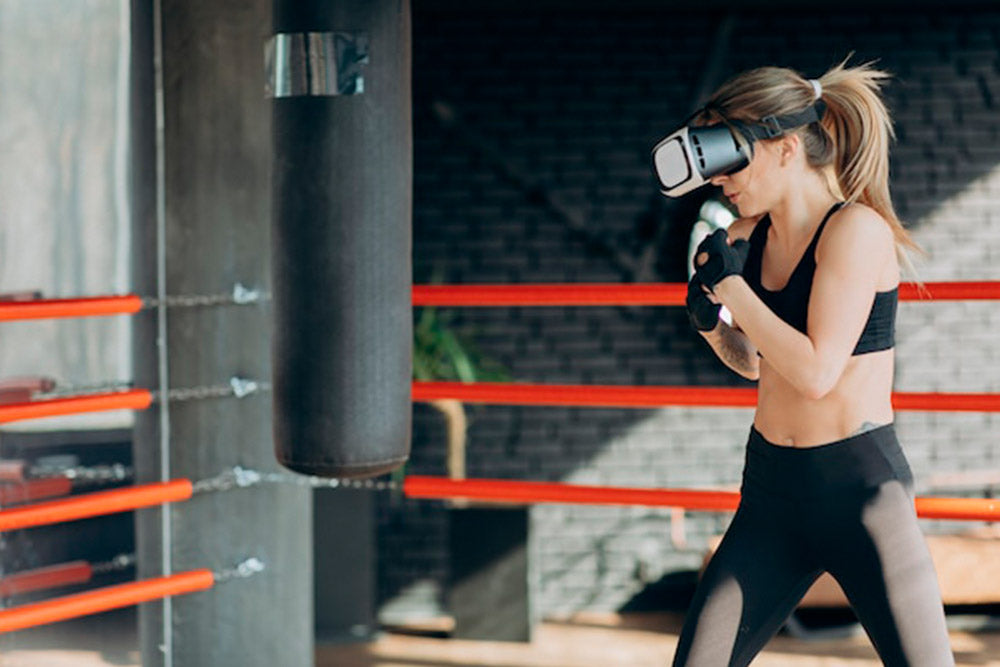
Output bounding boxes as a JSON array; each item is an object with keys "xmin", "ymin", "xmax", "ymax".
[{"xmin": 674, "ymin": 59, "xmax": 955, "ymax": 665}]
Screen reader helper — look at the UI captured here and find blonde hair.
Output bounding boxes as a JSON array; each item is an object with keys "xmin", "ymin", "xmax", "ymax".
[{"xmin": 699, "ymin": 54, "xmax": 922, "ymax": 269}]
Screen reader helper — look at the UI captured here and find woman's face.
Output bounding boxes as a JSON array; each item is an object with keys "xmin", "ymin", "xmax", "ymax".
[{"xmin": 708, "ymin": 137, "xmax": 787, "ymax": 217}]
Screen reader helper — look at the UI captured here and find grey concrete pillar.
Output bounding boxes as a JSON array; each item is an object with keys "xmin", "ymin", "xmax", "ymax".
[{"xmin": 131, "ymin": 2, "xmax": 312, "ymax": 665}]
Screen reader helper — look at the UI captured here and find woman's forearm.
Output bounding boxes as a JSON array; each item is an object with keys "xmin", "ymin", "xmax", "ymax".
[
  {"xmin": 702, "ymin": 322, "xmax": 760, "ymax": 380},
  {"xmin": 712, "ymin": 276, "xmax": 833, "ymax": 397}
]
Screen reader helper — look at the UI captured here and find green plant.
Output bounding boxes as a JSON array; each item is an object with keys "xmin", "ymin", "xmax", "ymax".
[
  {"xmin": 390, "ymin": 266, "xmax": 513, "ymax": 495},
  {"xmin": 413, "ymin": 305, "xmax": 513, "ymax": 383},
  {"xmin": 413, "ymin": 264, "xmax": 512, "ymax": 383}
]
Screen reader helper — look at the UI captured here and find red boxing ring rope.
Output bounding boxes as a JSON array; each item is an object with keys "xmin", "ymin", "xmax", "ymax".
[
  {"xmin": 0, "ymin": 295, "xmax": 143, "ymax": 321},
  {"xmin": 4, "ymin": 281, "xmax": 996, "ymax": 635},
  {"xmin": 1, "ymin": 281, "xmax": 1000, "ymax": 323},
  {"xmin": 2, "ymin": 385, "xmax": 1000, "ymax": 427},
  {"xmin": 0, "ymin": 389, "xmax": 153, "ymax": 424},
  {"xmin": 414, "ymin": 382, "xmax": 1000, "ymax": 413},
  {"xmin": 410, "ymin": 281, "xmax": 1000, "ymax": 306},
  {"xmin": 0, "ymin": 479, "xmax": 193, "ymax": 532},
  {"xmin": 403, "ymin": 476, "xmax": 1000, "ymax": 522},
  {"xmin": 0, "ymin": 561, "xmax": 94, "ymax": 597},
  {"xmin": 0, "ymin": 569, "xmax": 214, "ymax": 634},
  {"xmin": 0, "ymin": 477, "xmax": 74, "ymax": 505}
]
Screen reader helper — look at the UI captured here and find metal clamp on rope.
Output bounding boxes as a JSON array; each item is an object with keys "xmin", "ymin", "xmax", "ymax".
[
  {"xmin": 229, "ymin": 377, "xmax": 261, "ymax": 399},
  {"xmin": 231, "ymin": 283, "xmax": 263, "ymax": 305},
  {"xmin": 213, "ymin": 557, "xmax": 266, "ymax": 584}
]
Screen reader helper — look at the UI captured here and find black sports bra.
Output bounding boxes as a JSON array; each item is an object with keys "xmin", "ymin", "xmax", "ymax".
[{"xmin": 742, "ymin": 202, "xmax": 897, "ymax": 356}]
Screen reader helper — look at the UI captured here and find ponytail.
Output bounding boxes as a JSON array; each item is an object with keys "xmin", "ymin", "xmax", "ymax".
[
  {"xmin": 815, "ymin": 54, "xmax": 924, "ymax": 266},
  {"xmin": 705, "ymin": 55, "xmax": 924, "ymax": 274}
]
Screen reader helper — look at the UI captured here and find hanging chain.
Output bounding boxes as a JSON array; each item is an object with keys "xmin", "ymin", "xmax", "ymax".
[
  {"xmin": 141, "ymin": 283, "xmax": 269, "ymax": 309},
  {"xmin": 18, "ymin": 461, "xmax": 394, "ymax": 495},
  {"xmin": 91, "ymin": 553, "xmax": 138, "ymax": 575},
  {"xmin": 191, "ymin": 465, "xmax": 398, "ymax": 496},
  {"xmin": 28, "ymin": 463, "xmax": 134, "ymax": 485},
  {"xmin": 34, "ymin": 377, "xmax": 269, "ymax": 404},
  {"xmin": 36, "ymin": 380, "xmax": 136, "ymax": 399},
  {"xmin": 154, "ymin": 377, "xmax": 271, "ymax": 403}
]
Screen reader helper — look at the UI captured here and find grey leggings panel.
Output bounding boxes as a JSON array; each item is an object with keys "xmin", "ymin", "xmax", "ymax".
[{"xmin": 672, "ymin": 424, "xmax": 954, "ymax": 666}]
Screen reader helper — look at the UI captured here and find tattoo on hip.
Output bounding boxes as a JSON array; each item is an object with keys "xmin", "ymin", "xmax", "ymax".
[{"xmin": 849, "ymin": 421, "xmax": 884, "ymax": 437}]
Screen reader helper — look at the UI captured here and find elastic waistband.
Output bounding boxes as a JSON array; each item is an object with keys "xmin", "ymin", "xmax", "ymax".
[{"xmin": 741, "ymin": 423, "xmax": 912, "ymax": 499}]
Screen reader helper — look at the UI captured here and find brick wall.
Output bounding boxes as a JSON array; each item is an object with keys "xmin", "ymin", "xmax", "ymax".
[{"xmin": 378, "ymin": 7, "xmax": 1000, "ymax": 621}]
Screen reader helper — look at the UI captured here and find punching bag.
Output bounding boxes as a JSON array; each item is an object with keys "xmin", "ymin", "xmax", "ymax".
[{"xmin": 269, "ymin": 0, "xmax": 412, "ymax": 478}]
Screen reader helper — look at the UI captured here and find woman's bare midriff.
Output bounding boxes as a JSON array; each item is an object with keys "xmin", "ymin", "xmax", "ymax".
[{"xmin": 753, "ymin": 348, "xmax": 895, "ymax": 447}]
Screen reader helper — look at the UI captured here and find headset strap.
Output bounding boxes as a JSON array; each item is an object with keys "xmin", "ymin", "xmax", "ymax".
[{"xmin": 736, "ymin": 99, "xmax": 827, "ymax": 142}]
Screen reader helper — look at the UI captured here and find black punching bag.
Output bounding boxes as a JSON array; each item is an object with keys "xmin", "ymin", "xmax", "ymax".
[{"xmin": 270, "ymin": 0, "xmax": 411, "ymax": 478}]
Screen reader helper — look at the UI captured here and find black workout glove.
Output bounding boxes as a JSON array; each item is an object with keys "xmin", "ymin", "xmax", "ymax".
[
  {"xmin": 694, "ymin": 228, "xmax": 750, "ymax": 290},
  {"xmin": 686, "ymin": 275, "xmax": 720, "ymax": 332}
]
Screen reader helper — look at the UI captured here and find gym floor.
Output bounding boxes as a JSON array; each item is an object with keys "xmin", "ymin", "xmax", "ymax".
[{"xmin": 3, "ymin": 610, "xmax": 1000, "ymax": 666}]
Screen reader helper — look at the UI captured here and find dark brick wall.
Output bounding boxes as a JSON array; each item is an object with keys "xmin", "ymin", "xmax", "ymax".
[{"xmin": 377, "ymin": 7, "xmax": 1000, "ymax": 621}]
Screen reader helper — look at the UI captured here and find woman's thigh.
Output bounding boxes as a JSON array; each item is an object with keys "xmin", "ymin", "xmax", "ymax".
[
  {"xmin": 821, "ymin": 480, "xmax": 954, "ymax": 667},
  {"xmin": 673, "ymin": 502, "xmax": 820, "ymax": 667}
]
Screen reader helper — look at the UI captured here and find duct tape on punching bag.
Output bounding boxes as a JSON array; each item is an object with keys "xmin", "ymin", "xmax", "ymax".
[{"xmin": 269, "ymin": 0, "xmax": 412, "ymax": 478}]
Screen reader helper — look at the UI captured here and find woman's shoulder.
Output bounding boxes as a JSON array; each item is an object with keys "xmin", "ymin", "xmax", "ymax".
[
  {"xmin": 726, "ymin": 214, "xmax": 767, "ymax": 243},
  {"xmin": 820, "ymin": 201, "xmax": 894, "ymax": 251},
  {"xmin": 815, "ymin": 202, "xmax": 898, "ymax": 283}
]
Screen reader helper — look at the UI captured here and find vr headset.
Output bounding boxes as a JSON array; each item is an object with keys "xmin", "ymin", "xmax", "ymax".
[{"xmin": 651, "ymin": 99, "xmax": 826, "ymax": 197}]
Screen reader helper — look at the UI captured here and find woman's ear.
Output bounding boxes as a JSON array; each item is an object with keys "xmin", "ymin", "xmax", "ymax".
[{"xmin": 779, "ymin": 133, "xmax": 800, "ymax": 167}]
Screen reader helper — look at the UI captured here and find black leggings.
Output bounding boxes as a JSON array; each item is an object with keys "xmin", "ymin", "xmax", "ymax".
[{"xmin": 672, "ymin": 424, "xmax": 954, "ymax": 666}]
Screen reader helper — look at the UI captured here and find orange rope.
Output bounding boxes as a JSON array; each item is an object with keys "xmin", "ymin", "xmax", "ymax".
[
  {"xmin": 0, "ymin": 479, "xmax": 193, "ymax": 532},
  {"xmin": 897, "ymin": 281, "xmax": 1000, "ymax": 301},
  {"xmin": 413, "ymin": 381, "xmax": 757, "ymax": 408},
  {"xmin": 891, "ymin": 391, "xmax": 1000, "ymax": 412},
  {"xmin": 412, "ymin": 281, "xmax": 1000, "ymax": 306},
  {"xmin": 0, "ymin": 295, "xmax": 143, "ymax": 321},
  {"xmin": 404, "ymin": 476, "xmax": 1000, "ymax": 522},
  {"xmin": 914, "ymin": 496, "xmax": 1000, "ymax": 522},
  {"xmin": 0, "ymin": 569, "xmax": 214, "ymax": 633},
  {"xmin": 412, "ymin": 283, "xmax": 689, "ymax": 306},
  {"xmin": 0, "ymin": 389, "xmax": 153, "ymax": 424},
  {"xmin": 0, "ymin": 561, "xmax": 93, "ymax": 598},
  {"xmin": 414, "ymin": 381, "xmax": 1000, "ymax": 412},
  {"xmin": 0, "ymin": 384, "xmax": 997, "ymax": 428},
  {"xmin": 405, "ymin": 476, "xmax": 739, "ymax": 511},
  {"xmin": 0, "ymin": 282, "xmax": 997, "ymax": 323},
  {"xmin": 0, "ymin": 478, "xmax": 74, "ymax": 505}
]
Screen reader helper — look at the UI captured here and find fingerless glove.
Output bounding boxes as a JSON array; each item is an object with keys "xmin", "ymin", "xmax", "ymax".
[{"xmin": 694, "ymin": 228, "xmax": 750, "ymax": 289}]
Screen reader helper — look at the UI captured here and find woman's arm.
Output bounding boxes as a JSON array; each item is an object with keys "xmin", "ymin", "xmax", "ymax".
[
  {"xmin": 700, "ymin": 321, "xmax": 760, "ymax": 380},
  {"xmin": 710, "ymin": 205, "xmax": 893, "ymax": 399},
  {"xmin": 691, "ymin": 215, "xmax": 762, "ymax": 381}
]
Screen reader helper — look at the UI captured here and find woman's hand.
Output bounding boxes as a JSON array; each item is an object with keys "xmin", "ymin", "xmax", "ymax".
[
  {"xmin": 686, "ymin": 276, "xmax": 721, "ymax": 332},
  {"xmin": 694, "ymin": 228, "xmax": 751, "ymax": 290}
]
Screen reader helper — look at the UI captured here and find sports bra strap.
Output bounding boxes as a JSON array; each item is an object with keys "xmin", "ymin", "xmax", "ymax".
[{"xmin": 805, "ymin": 201, "xmax": 847, "ymax": 257}]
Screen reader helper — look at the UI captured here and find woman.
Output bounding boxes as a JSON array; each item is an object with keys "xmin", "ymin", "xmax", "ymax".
[{"xmin": 675, "ymin": 58, "xmax": 955, "ymax": 665}]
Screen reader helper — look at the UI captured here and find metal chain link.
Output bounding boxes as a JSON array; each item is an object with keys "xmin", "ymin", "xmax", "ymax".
[
  {"xmin": 154, "ymin": 377, "xmax": 271, "ymax": 403},
  {"xmin": 192, "ymin": 465, "xmax": 398, "ymax": 495},
  {"xmin": 35, "ymin": 377, "xmax": 269, "ymax": 404},
  {"xmin": 191, "ymin": 466, "xmax": 265, "ymax": 494},
  {"xmin": 28, "ymin": 463, "xmax": 134, "ymax": 485},
  {"xmin": 36, "ymin": 380, "xmax": 136, "ymax": 399},
  {"xmin": 213, "ymin": 557, "xmax": 266, "ymax": 584},
  {"xmin": 91, "ymin": 553, "xmax": 138, "ymax": 575},
  {"xmin": 142, "ymin": 283, "xmax": 269, "ymax": 309}
]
